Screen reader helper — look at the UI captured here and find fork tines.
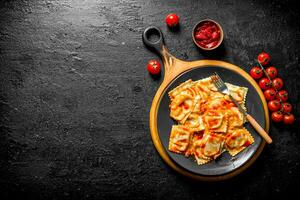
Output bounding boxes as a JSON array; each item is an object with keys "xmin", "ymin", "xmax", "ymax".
[
  {"xmin": 210, "ymin": 72, "xmax": 225, "ymax": 88},
  {"xmin": 210, "ymin": 72, "xmax": 217, "ymax": 81},
  {"xmin": 210, "ymin": 72, "xmax": 228, "ymax": 93}
]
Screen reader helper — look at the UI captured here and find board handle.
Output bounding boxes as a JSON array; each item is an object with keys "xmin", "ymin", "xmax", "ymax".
[
  {"xmin": 142, "ymin": 26, "xmax": 165, "ymax": 54},
  {"xmin": 142, "ymin": 26, "xmax": 185, "ymax": 79},
  {"xmin": 142, "ymin": 27, "xmax": 175, "ymax": 67}
]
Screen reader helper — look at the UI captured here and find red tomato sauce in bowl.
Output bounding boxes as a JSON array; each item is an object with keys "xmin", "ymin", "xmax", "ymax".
[{"xmin": 193, "ymin": 19, "xmax": 223, "ymax": 50}]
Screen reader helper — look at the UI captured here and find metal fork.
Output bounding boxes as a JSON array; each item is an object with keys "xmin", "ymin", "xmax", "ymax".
[{"xmin": 211, "ymin": 72, "xmax": 272, "ymax": 144}]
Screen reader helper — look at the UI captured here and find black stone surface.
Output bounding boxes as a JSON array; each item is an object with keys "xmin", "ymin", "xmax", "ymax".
[{"xmin": 0, "ymin": 0, "xmax": 299, "ymax": 199}]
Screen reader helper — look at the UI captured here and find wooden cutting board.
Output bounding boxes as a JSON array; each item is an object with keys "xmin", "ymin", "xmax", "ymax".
[{"xmin": 143, "ymin": 26, "xmax": 269, "ymax": 181}]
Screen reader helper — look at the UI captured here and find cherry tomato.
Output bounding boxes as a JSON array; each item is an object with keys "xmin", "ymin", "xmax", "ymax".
[
  {"xmin": 258, "ymin": 78, "xmax": 272, "ymax": 90},
  {"xmin": 268, "ymin": 100, "xmax": 281, "ymax": 112},
  {"xmin": 165, "ymin": 13, "xmax": 180, "ymax": 28},
  {"xmin": 283, "ymin": 114, "xmax": 295, "ymax": 124},
  {"xmin": 266, "ymin": 66, "xmax": 278, "ymax": 79},
  {"xmin": 147, "ymin": 60, "xmax": 161, "ymax": 75},
  {"xmin": 264, "ymin": 88, "xmax": 276, "ymax": 101},
  {"xmin": 276, "ymin": 90, "xmax": 288, "ymax": 102},
  {"xmin": 272, "ymin": 78, "xmax": 284, "ymax": 90},
  {"xmin": 250, "ymin": 66, "xmax": 263, "ymax": 79},
  {"xmin": 257, "ymin": 52, "xmax": 270, "ymax": 66},
  {"xmin": 271, "ymin": 111, "xmax": 283, "ymax": 123},
  {"xmin": 282, "ymin": 102, "xmax": 292, "ymax": 113}
]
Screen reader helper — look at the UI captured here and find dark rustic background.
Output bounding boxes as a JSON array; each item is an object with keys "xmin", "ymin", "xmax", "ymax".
[{"xmin": 1, "ymin": 0, "xmax": 299, "ymax": 199}]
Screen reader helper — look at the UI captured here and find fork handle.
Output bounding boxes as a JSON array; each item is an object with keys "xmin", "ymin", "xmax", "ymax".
[{"xmin": 246, "ymin": 114, "xmax": 272, "ymax": 144}]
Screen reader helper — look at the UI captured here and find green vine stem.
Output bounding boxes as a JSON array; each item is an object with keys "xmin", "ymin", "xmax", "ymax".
[{"xmin": 256, "ymin": 60, "xmax": 284, "ymax": 106}]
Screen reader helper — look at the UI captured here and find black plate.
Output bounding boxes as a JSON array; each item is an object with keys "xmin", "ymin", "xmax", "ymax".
[{"xmin": 157, "ymin": 66, "xmax": 266, "ymax": 176}]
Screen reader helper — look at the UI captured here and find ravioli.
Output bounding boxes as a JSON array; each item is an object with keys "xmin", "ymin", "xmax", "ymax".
[
  {"xmin": 204, "ymin": 97, "xmax": 229, "ymax": 110},
  {"xmin": 203, "ymin": 110, "xmax": 228, "ymax": 133},
  {"xmin": 225, "ymin": 128, "xmax": 254, "ymax": 156},
  {"xmin": 194, "ymin": 132, "xmax": 225, "ymax": 164},
  {"xmin": 168, "ymin": 125, "xmax": 193, "ymax": 154},
  {"xmin": 192, "ymin": 78, "xmax": 214, "ymax": 99},
  {"xmin": 196, "ymin": 77, "xmax": 218, "ymax": 92},
  {"xmin": 169, "ymin": 92, "xmax": 197, "ymax": 124},
  {"xmin": 224, "ymin": 83, "xmax": 248, "ymax": 110},
  {"xmin": 184, "ymin": 113, "xmax": 205, "ymax": 132},
  {"xmin": 184, "ymin": 132, "xmax": 204, "ymax": 157},
  {"xmin": 168, "ymin": 77, "xmax": 254, "ymax": 165},
  {"xmin": 168, "ymin": 79, "xmax": 194, "ymax": 100},
  {"xmin": 227, "ymin": 107, "xmax": 245, "ymax": 129}
]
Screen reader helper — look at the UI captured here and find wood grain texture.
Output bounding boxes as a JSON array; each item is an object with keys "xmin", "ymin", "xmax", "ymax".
[{"xmin": 0, "ymin": 0, "xmax": 300, "ymax": 199}]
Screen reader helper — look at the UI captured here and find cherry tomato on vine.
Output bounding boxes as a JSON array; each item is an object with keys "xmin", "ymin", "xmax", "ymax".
[
  {"xmin": 250, "ymin": 66, "xmax": 263, "ymax": 79},
  {"xmin": 147, "ymin": 60, "xmax": 161, "ymax": 75},
  {"xmin": 268, "ymin": 100, "xmax": 281, "ymax": 112},
  {"xmin": 271, "ymin": 111, "xmax": 283, "ymax": 123},
  {"xmin": 257, "ymin": 52, "xmax": 270, "ymax": 66},
  {"xmin": 266, "ymin": 66, "xmax": 278, "ymax": 79},
  {"xmin": 276, "ymin": 90, "xmax": 288, "ymax": 102},
  {"xmin": 258, "ymin": 78, "xmax": 272, "ymax": 90},
  {"xmin": 165, "ymin": 13, "xmax": 180, "ymax": 28},
  {"xmin": 283, "ymin": 114, "xmax": 295, "ymax": 124},
  {"xmin": 282, "ymin": 102, "xmax": 292, "ymax": 113},
  {"xmin": 264, "ymin": 88, "xmax": 276, "ymax": 101},
  {"xmin": 272, "ymin": 78, "xmax": 284, "ymax": 90}
]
